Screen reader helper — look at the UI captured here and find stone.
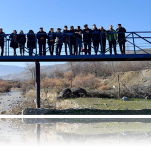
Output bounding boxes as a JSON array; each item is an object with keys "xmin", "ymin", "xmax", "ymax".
[
  {"xmin": 58, "ymin": 88, "xmax": 72, "ymax": 99},
  {"xmin": 72, "ymin": 88, "xmax": 87, "ymax": 97}
]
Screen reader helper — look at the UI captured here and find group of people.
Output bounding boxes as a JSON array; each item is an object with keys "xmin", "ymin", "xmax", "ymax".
[{"xmin": 0, "ymin": 24, "xmax": 126, "ymax": 56}]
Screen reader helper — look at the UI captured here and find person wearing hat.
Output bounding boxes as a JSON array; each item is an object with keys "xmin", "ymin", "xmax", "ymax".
[
  {"xmin": 92, "ymin": 24, "xmax": 100, "ymax": 55},
  {"xmin": 62, "ymin": 25, "xmax": 69, "ymax": 55},
  {"xmin": 82, "ymin": 24, "xmax": 92, "ymax": 55},
  {"xmin": 37, "ymin": 27, "xmax": 47, "ymax": 56},
  {"xmin": 47, "ymin": 28, "xmax": 56, "ymax": 55},
  {"xmin": 55, "ymin": 28, "xmax": 63, "ymax": 55},
  {"xmin": 0, "ymin": 28, "xmax": 5, "ymax": 56}
]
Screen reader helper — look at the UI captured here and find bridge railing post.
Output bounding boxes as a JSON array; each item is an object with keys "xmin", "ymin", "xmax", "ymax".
[
  {"xmin": 132, "ymin": 32, "xmax": 136, "ymax": 54},
  {"xmin": 8, "ymin": 38, "xmax": 10, "ymax": 56},
  {"xmin": 35, "ymin": 60, "xmax": 40, "ymax": 108}
]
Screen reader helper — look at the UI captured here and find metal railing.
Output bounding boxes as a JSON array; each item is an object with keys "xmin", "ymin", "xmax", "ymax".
[{"xmin": 0, "ymin": 31, "xmax": 150, "ymax": 56}]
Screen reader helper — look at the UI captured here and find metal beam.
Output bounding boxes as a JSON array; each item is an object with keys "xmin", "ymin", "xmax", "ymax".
[
  {"xmin": 0, "ymin": 54, "xmax": 151, "ymax": 62},
  {"xmin": 35, "ymin": 60, "xmax": 40, "ymax": 108}
]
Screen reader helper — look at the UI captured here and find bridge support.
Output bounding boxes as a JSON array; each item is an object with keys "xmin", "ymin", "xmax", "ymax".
[{"xmin": 35, "ymin": 60, "xmax": 40, "ymax": 108}]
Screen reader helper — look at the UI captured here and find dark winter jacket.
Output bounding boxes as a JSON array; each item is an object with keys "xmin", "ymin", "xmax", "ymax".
[
  {"xmin": 116, "ymin": 27, "xmax": 126, "ymax": 42},
  {"xmin": 74, "ymin": 29, "xmax": 82, "ymax": 40},
  {"xmin": 27, "ymin": 33, "xmax": 36, "ymax": 48},
  {"xmin": 55, "ymin": 31, "xmax": 63, "ymax": 44},
  {"xmin": 99, "ymin": 29, "xmax": 106, "ymax": 40},
  {"xmin": 0, "ymin": 32, "xmax": 5, "ymax": 42},
  {"xmin": 18, "ymin": 33, "xmax": 26, "ymax": 45},
  {"xmin": 92, "ymin": 28, "xmax": 100, "ymax": 41},
  {"xmin": 47, "ymin": 31, "xmax": 56, "ymax": 44},
  {"xmin": 82, "ymin": 28, "xmax": 92, "ymax": 41},
  {"xmin": 62, "ymin": 29, "xmax": 69, "ymax": 43},
  {"xmin": 69, "ymin": 29, "xmax": 76, "ymax": 42},
  {"xmin": 9, "ymin": 33, "xmax": 19, "ymax": 48},
  {"xmin": 37, "ymin": 31, "xmax": 47, "ymax": 44}
]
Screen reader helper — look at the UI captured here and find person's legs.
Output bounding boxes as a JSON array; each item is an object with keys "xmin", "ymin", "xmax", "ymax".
[
  {"xmin": 51, "ymin": 44, "xmax": 54, "ymax": 55},
  {"xmin": 109, "ymin": 41, "xmax": 112, "ymax": 55},
  {"xmin": 79, "ymin": 40, "xmax": 82, "ymax": 55},
  {"xmin": 73, "ymin": 41, "xmax": 76, "ymax": 55},
  {"xmin": 84, "ymin": 42, "xmax": 87, "ymax": 55},
  {"xmin": 43, "ymin": 43, "xmax": 46, "ymax": 56},
  {"xmin": 56, "ymin": 45, "xmax": 59, "ymax": 55},
  {"xmin": 0, "ymin": 44, "xmax": 4, "ymax": 56},
  {"xmin": 119, "ymin": 42, "xmax": 123, "ymax": 54},
  {"xmin": 39, "ymin": 44, "xmax": 42, "ymax": 55},
  {"xmin": 103, "ymin": 40, "xmax": 106, "ymax": 54},
  {"xmin": 13, "ymin": 48, "xmax": 17, "ymax": 56},
  {"xmin": 123, "ymin": 42, "xmax": 125, "ymax": 54},
  {"xmin": 29, "ymin": 47, "xmax": 33, "ymax": 56},
  {"xmin": 59, "ymin": 44, "xmax": 62, "ymax": 55},
  {"xmin": 113, "ymin": 40, "xmax": 117, "ymax": 54}
]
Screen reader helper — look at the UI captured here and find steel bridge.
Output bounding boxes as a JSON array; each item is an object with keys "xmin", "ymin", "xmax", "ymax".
[{"xmin": 0, "ymin": 31, "xmax": 151, "ymax": 108}]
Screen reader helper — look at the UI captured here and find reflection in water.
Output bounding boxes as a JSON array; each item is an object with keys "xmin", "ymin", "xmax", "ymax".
[{"xmin": 0, "ymin": 118, "xmax": 151, "ymax": 148}]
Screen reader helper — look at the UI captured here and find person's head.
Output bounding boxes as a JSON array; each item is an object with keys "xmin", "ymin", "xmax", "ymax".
[
  {"xmin": 100, "ymin": 26, "xmax": 104, "ymax": 30},
  {"xmin": 64, "ymin": 25, "xmax": 68, "ymax": 30},
  {"xmin": 29, "ymin": 30, "xmax": 34, "ymax": 34},
  {"xmin": 0, "ymin": 28, "xmax": 3, "ymax": 32},
  {"xmin": 109, "ymin": 25, "xmax": 113, "ymax": 30},
  {"xmin": 20, "ymin": 30, "xmax": 23, "ymax": 34},
  {"xmin": 118, "ymin": 24, "xmax": 122, "ymax": 28},
  {"xmin": 13, "ymin": 30, "xmax": 17, "ymax": 34},
  {"xmin": 50, "ymin": 28, "xmax": 54, "ymax": 32},
  {"xmin": 39, "ymin": 27, "xmax": 43, "ymax": 32},
  {"xmin": 70, "ymin": 26, "xmax": 74, "ymax": 30},
  {"xmin": 84, "ymin": 24, "xmax": 88, "ymax": 29},
  {"xmin": 93, "ymin": 24, "xmax": 96, "ymax": 29},
  {"xmin": 57, "ymin": 28, "xmax": 61, "ymax": 32},
  {"xmin": 77, "ymin": 26, "xmax": 80, "ymax": 30}
]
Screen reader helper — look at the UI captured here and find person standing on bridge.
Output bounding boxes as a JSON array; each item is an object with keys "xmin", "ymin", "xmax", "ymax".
[
  {"xmin": 27, "ymin": 30, "xmax": 36, "ymax": 56},
  {"xmin": 107, "ymin": 25, "xmax": 117, "ymax": 54},
  {"xmin": 99, "ymin": 26, "xmax": 106, "ymax": 54},
  {"xmin": 47, "ymin": 28, "xmax": 56, "ymax": 55},
  {"xmin": 37, "ymin": 27, "xmax": 47, "ymax": 56},
  {"xmin": 92, "ymin": 24, "xmax": 100, "ymax": 55},
  {"xmin": 62, "ymin": 25, "xmax": 69, "ymax": 55},
  {"xmin": 0, "ymin": 28, "xmax": 5, "ymax": 56},
  {"xmin": 82, "ymin": 24, "xmax": 92, "ymax": 55},
  {"xmin": 55, "ymin": 28, "xmax": 63, "ymax": 55},
  {"xmin": 18, "ymin": 30, "xmax": 26, "ymax": 56},
  {"xmin": 69, "ymin": 26, "xmax": 76, "ymax": 55},
  {"xmin": 116, "ymin": 24, "xmax": 126, "ymax": 54},
  {"xmin": 10, "ymin": 30, "xmax": 18, "ymax": 56},
  {"xmin": 75, "ymin": 26, "xmax": 82, "ymax": 55}
]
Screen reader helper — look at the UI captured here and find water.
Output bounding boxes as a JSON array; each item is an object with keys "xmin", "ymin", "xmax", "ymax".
[{"xmin": 0, "ymin": 118, "xmax": 151, "ymax": 148}]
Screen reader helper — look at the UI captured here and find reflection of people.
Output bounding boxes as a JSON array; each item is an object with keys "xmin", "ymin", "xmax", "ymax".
[
  {"xmin": 92, "ymin": 24, "xmax": 99, "ymax": 55},
  {"xmin": 62, "ymin": 26, "xmax": 69, "ymax": 55},
  {"xmin": 82, "ymin": 24, "xmax": 92, "ymax": 55},
  {"xmin": 47, "ymin": 28, "xmax": 56, "ymax": 55},
  {"xmin": 18, "ymin": 30, "xmax": 26, "ymax": 56},
  {"xmin": 99, "ymin": 26, "xmax": 106, "ymax": 54},
  {"xmin": 10, "ymin": 30, "xmax": 18, "ymax": 56},
  {"xmin": 0, "ymin": 28, "xmax": 5, "ymax": 56},
  {"xmin": 37, "ymin": 27, "xmax": 47, "ymax": 56},
  {"xmin": 27, "ymin": 30, "xmax": 36, "ymax": 56},
  {"xmin": 55, "ymin": 28, "xmax": 63, "ymax": 55},
  {"xmin": 116, "ymin": 24, "xmax": 126, "ymax": 54},
  {"xmin": 107, "ymin": 25, "xmax": 117, "ymax": 55}
]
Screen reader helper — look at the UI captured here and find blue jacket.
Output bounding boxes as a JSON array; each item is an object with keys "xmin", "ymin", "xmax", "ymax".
[{"xmin": 55, "ymin": 31, "xmax": 63, "ymax": 44}]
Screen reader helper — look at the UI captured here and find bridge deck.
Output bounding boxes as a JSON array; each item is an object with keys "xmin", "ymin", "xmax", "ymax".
[{"xmin": 0, "ymin": 54, "xmax": 151, "ymax": 62}]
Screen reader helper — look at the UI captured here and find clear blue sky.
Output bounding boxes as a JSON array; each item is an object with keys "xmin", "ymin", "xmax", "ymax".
[{"xmin": 0, "ymin": 0, "xmax": 151, "ymax": 67}]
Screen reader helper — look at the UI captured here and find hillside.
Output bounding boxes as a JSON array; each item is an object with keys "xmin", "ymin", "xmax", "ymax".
[{"xmin": 0, "ymin": 64, "xmax": 25, "ymax": 76}]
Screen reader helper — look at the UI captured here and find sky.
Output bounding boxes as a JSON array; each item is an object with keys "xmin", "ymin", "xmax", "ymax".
[{"xmin": 0, "ymin": 0, "xmax": 151, "ymax": 67}]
